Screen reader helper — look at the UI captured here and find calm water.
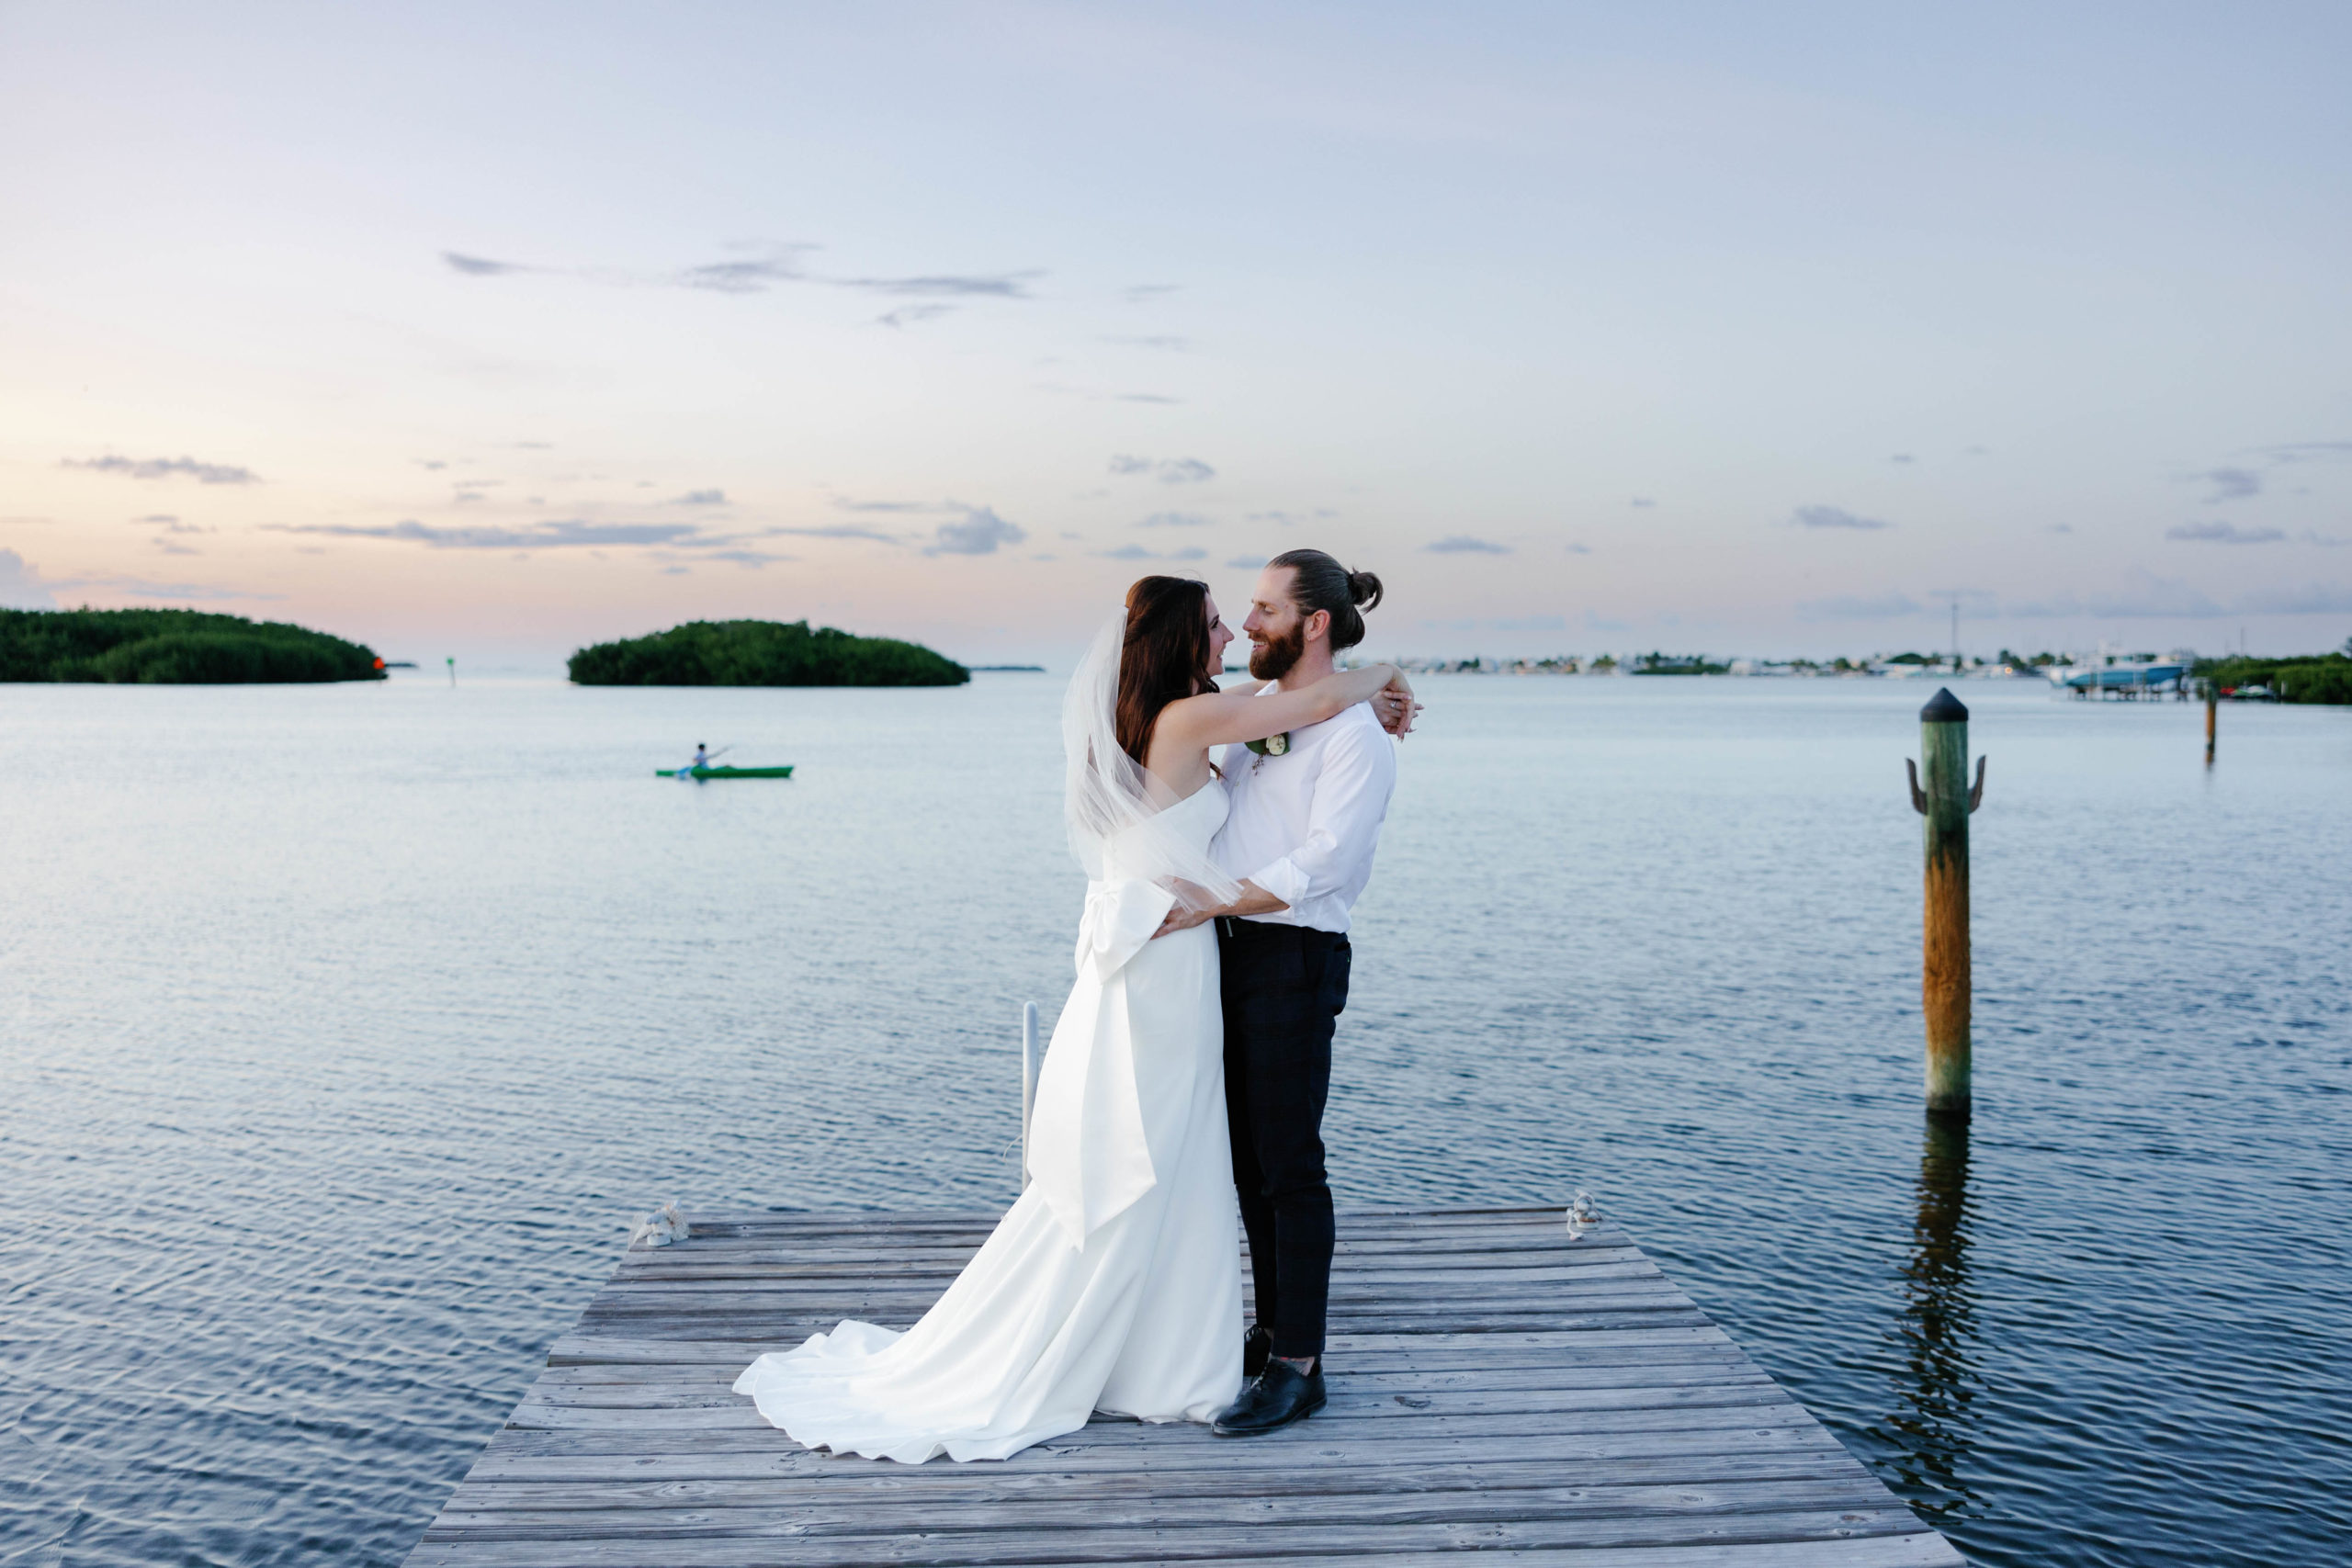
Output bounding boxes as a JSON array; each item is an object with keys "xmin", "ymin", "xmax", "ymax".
[{"xmin": 2, "ymin": 673, "xmax": 2346, "ymax": 1566}]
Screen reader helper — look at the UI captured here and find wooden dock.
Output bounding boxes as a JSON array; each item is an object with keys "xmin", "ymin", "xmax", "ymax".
[{"xmin": 406, "ymin": 1205, "xmax": 1963, "ymax": 1567}]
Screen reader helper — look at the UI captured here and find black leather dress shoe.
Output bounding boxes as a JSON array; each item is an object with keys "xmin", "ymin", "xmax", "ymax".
[
  {"xmin": 1242, "ymin": 1325, "xmax": 1272, "ymax": 1381},
  {"xmin": 1212, "ymin": 1359, "xmax": 1327, "ymax": 1437}
]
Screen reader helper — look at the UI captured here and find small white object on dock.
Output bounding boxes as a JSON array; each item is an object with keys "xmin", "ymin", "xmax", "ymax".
[
  {"xmin": 1566, "ymin": 1188, "xmax": 1601, "ymax": 1238},
  {"xmin": 628, "ymin": 1200, "xmax": 688, "ymax": 1248}
]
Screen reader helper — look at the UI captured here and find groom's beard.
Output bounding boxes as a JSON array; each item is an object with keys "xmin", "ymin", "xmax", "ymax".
[{"xmin": 1249, "ymin": 622, "xmax": 1306, "ymax": 681}]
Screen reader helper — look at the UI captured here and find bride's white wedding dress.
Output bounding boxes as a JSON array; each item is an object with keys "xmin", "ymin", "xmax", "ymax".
[{"xmin": 734, "ymin": 781, "xmax": 1244, "ymax": 1461}]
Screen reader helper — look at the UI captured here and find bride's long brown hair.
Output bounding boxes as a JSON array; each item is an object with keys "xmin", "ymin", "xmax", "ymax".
[{"xmin": 1115, "ymin": 576, "xmax": 1218, "ymax": 765}]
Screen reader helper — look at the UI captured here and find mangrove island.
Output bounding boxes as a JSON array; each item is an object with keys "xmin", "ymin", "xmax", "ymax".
[
  {"xmin": 568, "ymin": 619, "xmax": 968, "ymax": 686},
  {"xmin": 0, "ymin": 607, "xmax": 386, "ymax": 683}
]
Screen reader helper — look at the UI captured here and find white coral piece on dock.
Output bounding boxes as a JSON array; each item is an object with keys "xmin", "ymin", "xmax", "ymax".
[{"xmin": 630, "ymin": 1200, "xmax": 689, "ymax": 1248}]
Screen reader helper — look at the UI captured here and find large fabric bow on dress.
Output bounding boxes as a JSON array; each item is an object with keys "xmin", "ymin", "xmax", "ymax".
[{"xmin": 1026, "ymin": 875, "xmax": 1177, "ymax": 1247}]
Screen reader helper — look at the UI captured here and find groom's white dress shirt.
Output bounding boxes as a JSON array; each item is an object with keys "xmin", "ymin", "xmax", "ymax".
[{"xmin": 1213, "ymin": 695, "xmax": 1397, "ymax": 933}]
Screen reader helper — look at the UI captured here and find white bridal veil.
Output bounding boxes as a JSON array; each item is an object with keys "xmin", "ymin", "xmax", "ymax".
[
  {"xmin": 1029, "ymin": 611, "xmax": 1242, "ymax": 1247},
  {"xmin": 1058, "ymin": 610, "xmax": 1242, "ymax": 921}
]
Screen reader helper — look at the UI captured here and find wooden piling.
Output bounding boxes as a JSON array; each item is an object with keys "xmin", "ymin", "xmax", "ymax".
[
  {"xmin": 2205, "ymin": 681, "xmax": 2218, "ymax": 765},
  {"xmin": 1908, "ymin": 689, "xmax": 1980, "ymax": 1116}
]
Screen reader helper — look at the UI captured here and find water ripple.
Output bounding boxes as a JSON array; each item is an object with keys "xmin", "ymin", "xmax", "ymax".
[{"xmin": 1, "ymin": 675, "xmax": 2346, "ymax": 1566}]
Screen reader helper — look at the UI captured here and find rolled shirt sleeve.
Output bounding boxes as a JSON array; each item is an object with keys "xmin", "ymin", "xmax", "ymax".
[{"xmin": 1244, "ymin": 719, "xmax": 1395, "ymax": 911}]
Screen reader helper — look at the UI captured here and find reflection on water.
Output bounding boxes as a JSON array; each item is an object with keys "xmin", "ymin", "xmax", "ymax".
[
  {"xmin": 3, "ymin": 675, "xmax": 2347, "ymax": 1568},
  {"xmin": 1874, "ymin": 1112, "xmax": 1983, "ymax": 1522}
]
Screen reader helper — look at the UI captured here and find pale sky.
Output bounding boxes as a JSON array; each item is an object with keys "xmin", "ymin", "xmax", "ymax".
[{"xmin": 4, "ymin": 2, "xmax": 2348, "ymax": 667}]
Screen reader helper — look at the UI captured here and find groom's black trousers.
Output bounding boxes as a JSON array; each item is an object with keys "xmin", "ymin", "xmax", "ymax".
[{"xmin": 1217, "ymin": 917, "xmax": 1351, "ymax": 1362}]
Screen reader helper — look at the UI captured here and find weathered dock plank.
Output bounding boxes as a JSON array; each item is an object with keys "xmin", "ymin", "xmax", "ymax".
[{"xmin": 406, "ymin": 1208, "xmax": 1961, "ymax": 1566}]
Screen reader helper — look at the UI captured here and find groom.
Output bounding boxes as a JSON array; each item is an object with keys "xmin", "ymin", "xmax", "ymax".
[{"xmin": 1166, "ymin": 547, "xmax": 1403, "ymax": 1437}]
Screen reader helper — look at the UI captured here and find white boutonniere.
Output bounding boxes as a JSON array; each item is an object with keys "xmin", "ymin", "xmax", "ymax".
[{"xmin": 1246, "ymin": 732, "xmax": 1290, "ymax": 757}]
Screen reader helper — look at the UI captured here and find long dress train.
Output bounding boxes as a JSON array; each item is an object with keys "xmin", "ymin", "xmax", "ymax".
[{"xmin": 733, "ymin": 784, "xmax": 1244, "ymax": 1461}]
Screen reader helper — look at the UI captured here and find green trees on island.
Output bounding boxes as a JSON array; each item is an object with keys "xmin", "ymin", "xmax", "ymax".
[
  {"xmin": 567, "ymin": 619, "xmax": 968, "ymax": 687},
  {"xmin": 2194, "ymin": 647, "xmax": 2352, "ymax": 705},
  {"xmin": 0, "ymin": 607, "xmax": 385, "ymax": 683}
]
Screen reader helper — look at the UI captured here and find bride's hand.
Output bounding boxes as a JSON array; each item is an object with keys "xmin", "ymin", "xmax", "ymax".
[{"xmin": 1374, "ymin": 672, "xmax": 1421, "ymax": 738}]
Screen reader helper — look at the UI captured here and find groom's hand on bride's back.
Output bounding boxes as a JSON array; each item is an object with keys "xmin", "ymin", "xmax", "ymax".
[
  {"xmin": 1151, "ymin": 878, "xmax": 1288, "ymax": 940},
  {"xmin": 1152, "ymin": 903, "xmax": 1217, "ymax": 940}
]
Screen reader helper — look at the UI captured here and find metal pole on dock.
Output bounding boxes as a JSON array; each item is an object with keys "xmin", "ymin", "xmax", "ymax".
[
  {"xmin": 1907, "ymin": 688, "xmax": 1983, "ymax": 1116},
  {"xmin": 1019, "ymin": 1001, "xmax": 1040, "ymax": 1187},
  {"xmin": 2205, "ymin": 681, "xmax": 2218, "ymax": 765}
]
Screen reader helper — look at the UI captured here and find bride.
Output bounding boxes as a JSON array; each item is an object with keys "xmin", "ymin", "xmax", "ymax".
[{"xmin": 734, "ymin": 575, "xmax": 1416, "ymax": 1461}]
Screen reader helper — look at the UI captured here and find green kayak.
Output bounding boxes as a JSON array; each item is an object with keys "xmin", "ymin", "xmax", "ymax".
[{"xmin": 655, "ymin": 765, "xmax": 796, "ymax": 780}]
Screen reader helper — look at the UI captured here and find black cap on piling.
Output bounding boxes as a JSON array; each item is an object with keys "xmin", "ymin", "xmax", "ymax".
[{"xmin": 1920, "ymin": 687, "xmax": 1968, "ymax": 723}]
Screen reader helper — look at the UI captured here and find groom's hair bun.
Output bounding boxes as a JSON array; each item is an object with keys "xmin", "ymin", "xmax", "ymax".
[{"xmin": 1268, "ymin": 548, "xmax": 1382, "ymax": 650}]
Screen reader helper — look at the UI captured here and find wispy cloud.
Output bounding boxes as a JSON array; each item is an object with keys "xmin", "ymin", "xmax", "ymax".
[
  {"xmin": 1892, "ymin": 454, "xmax": 1917, "ymax": 465},
  {"xmin": 1566, "ymin": 542, "xmax": 1591, "ymax": 555},
  {"xmin": 441, "ymin": 245, "xmax": 1038, "ymax": 304},
  {"xmin": 1425, "ymin": 536, "xmax": 1510, "ymax": 554},
  {"xmin": 63, "ymin": 455, "xmax": 258, "ymax": 485},
  {"xmin": 1104, "ymin": 334, "xmax": 1190, "ymax": 351},
  {"xmin": 2305, "ymin": 530, "xmax": 2349, "ymax": 547},
  {"xmin": 700, "ymin": 548, "xmax": 796, "ymax": 568},
  {"xmin": 1123, "ymin": 284, "xmax": 1180, "ymax": 303},
  {"xmin": 675, "ymin": 490, "xmax": 728, "ymax": 506},
  {"xmin": 1117, "ymin": 392, "xmax": 1182, "ymax": 404},
  {"xmin": 2166, "ymin": 521, "xmax": 2284, "ymax": 544},
  {"xmin": 831, "ymin": 496, "xmax": 937, "ymax": 514},
  {"xmin": 765, "ymin": 524, "xmax": 903, "ymax": 544},
  {"xmin": 1790, "ymin": 504, "xmax": 1891, "ymax": 530},
  {"xmin": 1138, "ymin": 512, "xmax": 1208, "ymax": 528},
  {"xmin": 266, "ymin": 519, "xmax": 703, "ymax": 549},
  {"xmin": 840, "ymin": 272, "xmax": 1038, "ymax": 298},
  {"xmin": 677, "ymin": 254, "xmax": 809, "ymax": 293},
  {"xmin": 1630, "ymin": 497, "xmax": 1656, "ymax": 509},
  {"xmin": 1109, "ymin": 452, "xmax": 1227, "ymax": 487},
  {"xmin": 1227, "ymin": 554, "xmax": 1267, "ymax": 570},
  {"xmin": 442, "ymin": 251, "xmax": 530, "ymax": 276},
  {"xmin": 924, "ymin": 506, "xmax": 1026, "ymax": 557},
  {"xmin": 152, "ymin": 537, "xmax": 200, "ymax": 557},
  {"xmin": 1246, "ymin": 508, "xmax": 1337, "ymax": 525},
  {"xmin": 2188, "ymin": 467, "xmax": 2262, "ymax": 502},
  {"xmin": 876, "ymin": 304, "xmax": 956, "ymax": 329}
]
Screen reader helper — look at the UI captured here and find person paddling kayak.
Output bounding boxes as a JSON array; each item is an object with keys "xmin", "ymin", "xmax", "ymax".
[{"xmin": 675, "ymin": 742, "xmax": 711, "ymax": 777}]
